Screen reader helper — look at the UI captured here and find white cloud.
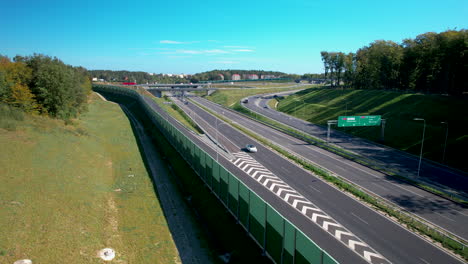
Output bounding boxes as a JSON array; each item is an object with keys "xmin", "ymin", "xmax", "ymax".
[
  {"xmin": 160, "ymin": 40, "xmax": 200, "ymax": 44},
  {"xmin": 160, "ymin": 40, "xmax": 184, "ymax": 44},
  {"xmin": 175, "ymin": 49, "xmax": 202, "ymax": 54},
  {"xmin": 169, "ymin": 49, "xmax": 230, "ymax": 55},
  {"xmin": 224, "ymin": 45, "xmax": 250, "ymax": 48},
  {"xmin": 233, "ymin": 49, "xmax": 254, "ymax": 52},
  {"xmin": 167, "ymin": 55, "xmax": 193, "ymax": 59},
  {"xmin": 204, "ymin": 49, "xmax": 230, "ymax": 54}
]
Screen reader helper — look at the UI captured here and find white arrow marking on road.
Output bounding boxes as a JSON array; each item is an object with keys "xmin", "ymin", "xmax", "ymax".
[
  {"xmin": 312, "ymin": 213, "xmax": 331, "ymax": 223},
  {"xmin": 335, "ymin": 230, "xmax": 353, "ymax": 240},
  {"xmin": 323, "ymin": 221, "xmax": 341, "ymax": 231},
  {"xmin": 235, "ymin": 160, "xmax": 259, "ymax": 168},
  {"xmin": 246, "ymin": 166, "xmax": 269, "ymax": 174},
  {"xmin": 252, "ymin": 170, "xmax": 274, "ymax": 178},
  {"xmin": 276, "ymin": 187, "xmax": 296, "ymax": 197},
  {"xmin": 269, "ymin": 182, "xmax": 289, "ymax": 192},
  {"xmin": 257, "ymin": 174, "xmax": 276, "ymax": 182},
  {"xmin": 263, "ymin": 178, "xmax": 284, "ymax": 186},
  {"xmin": 363, "ymin": 251, "xmax": 384, "ymax": 262},
  {"xmin": 283, "ymin": 192, "xmax": 304, "ymax": 203},
  {"xmin": 301, "ymin": 205, "xmax": 321, "ymax": 215},
  {"xmin": 349, "ymin": 240, "xmax": 367, "ymax": 251},
  {"xmin": 292, "ymin": 199, "xmax": 314, "ymax": 208}
]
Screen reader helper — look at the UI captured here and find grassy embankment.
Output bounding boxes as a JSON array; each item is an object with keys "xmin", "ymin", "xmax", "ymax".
[
  {"xmin": 275, "ymin": 88, "xmax": 468, "ymax": 172},
  {"xmin": 0, "ymin": 94, "xmax": 180, "ymax": 264}
]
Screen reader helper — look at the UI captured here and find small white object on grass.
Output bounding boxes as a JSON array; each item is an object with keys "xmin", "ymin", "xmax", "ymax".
[
  {"xmin": 99, "ymin": 248, "xmax": 115, "ymax": 261},
  {"xmin": 14, "ymin": 260, "xmax": 32, "ymax": 264}
]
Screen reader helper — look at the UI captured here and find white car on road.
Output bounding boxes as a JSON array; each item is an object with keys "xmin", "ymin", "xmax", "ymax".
[{"xmin": 246, "ymin": 144, "xmax": 258, "ymax": 153}]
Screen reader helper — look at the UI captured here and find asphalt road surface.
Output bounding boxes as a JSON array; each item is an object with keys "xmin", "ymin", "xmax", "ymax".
[
  {"xmin": 142, "ymin": 96, "xmax": 369, "ymax": 264},
  {"xmin": 192, "ymin": 97, "xmax": 468, "ymax": 242},
  {"xmin": 244, "ymin": 92, "xmax": 468, "ymax": 199},
  {"xmin": 178, "ymin": 97, "xmax": 464, "ymax": 264}
]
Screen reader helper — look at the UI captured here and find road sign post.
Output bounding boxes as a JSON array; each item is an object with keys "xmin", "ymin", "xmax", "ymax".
[
  {"xmin": 380, "ymin": 119, "xmax": 386, "ymax": 143},
  {"xmin": 327, "ymin": 120, "xmax": 337, "ymax": 143}
]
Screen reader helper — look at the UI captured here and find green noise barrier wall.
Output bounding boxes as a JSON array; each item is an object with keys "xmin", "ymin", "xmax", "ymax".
[{"xmin": 93, "ymin": 85, "xmax": 339, "ymax": 264}]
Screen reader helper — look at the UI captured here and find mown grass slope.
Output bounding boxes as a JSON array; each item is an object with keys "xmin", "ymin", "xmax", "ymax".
[
  {"xmin": 207, "ymin": 85, "xmax": 313, "ymax": 107},
  {"xmin": 276, "ymin": 88, "xmax": 468, "ymax": 171},
  {"xmin": 0, "ymin": 94, "xmax": 180, "ymax": 263}
]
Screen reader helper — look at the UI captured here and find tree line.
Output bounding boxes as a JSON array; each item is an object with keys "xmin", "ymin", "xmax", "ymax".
[
  {"xmin": 88, "ymin": 70, "xmax": 189, "ymax": 84},
  {"xmin": 0, "ymin": 54, "xmax": 91, "ymax": 120},
  {"xmin": 190, "ymin": 69, "xmax": 289, "ymax": 82},
  {"xmin": 320, "ymin": 29, "xmax": 467, "ymax": 95}
]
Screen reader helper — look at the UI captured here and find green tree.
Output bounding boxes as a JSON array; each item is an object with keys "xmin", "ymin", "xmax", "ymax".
[
  {"xmin": 0, "ymin": 56, "xmax": 39, "ymax": 113},
  {"xmin": 354, "ymin": 40, "xmax": 403, "ymax": 90}
]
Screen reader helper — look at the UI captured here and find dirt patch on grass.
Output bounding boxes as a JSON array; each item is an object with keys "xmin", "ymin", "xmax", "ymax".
[
  {"xmin": 107, "ymin": 196, "xmax": 119, "ymax": 234},
  {"xmin": 0, "ymin": 129, "xmax": 35, "ymax": 145}
]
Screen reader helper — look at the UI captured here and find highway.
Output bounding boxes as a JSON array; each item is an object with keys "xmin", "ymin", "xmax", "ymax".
[
  {"xmin": 141, "ymin": 96, "xmax": 368, "ymax": 264},
  {"xmin": 234, "ymin": 92, "xmax": 468, "ymax": 241},
  {"xmin": 243, "ymin": 91, "xmax": 468, "ymax": 198},
  {"xmin": 173, "ymin": 97, "xmax": 464, "ymax": 264}
]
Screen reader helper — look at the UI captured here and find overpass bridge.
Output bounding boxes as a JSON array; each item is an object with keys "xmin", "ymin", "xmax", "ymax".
[{"xmin": 140, "ymin": 83, "xmax": 217, "ymax": 97}]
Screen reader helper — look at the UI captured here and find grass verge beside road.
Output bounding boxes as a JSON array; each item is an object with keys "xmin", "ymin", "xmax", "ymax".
[
  {"xmin": 206, "ymin": 86, "xmax": 312, "ymax": 107},
  {"xmin": 150, "ymin": 95, "xmax": 204, "ymax": 134},
  {"xmin": 277, "ymin": 88, "xmax": 468, "ymax": 172},
  {"xmin": 0, "ymin": 94, "xmax": 180, "ymax": 264}
]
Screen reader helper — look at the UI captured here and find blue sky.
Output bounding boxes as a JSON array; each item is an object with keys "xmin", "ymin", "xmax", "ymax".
[{"xmin": 1, "ymin": 0, "xmax": 466, "ymax": 74}]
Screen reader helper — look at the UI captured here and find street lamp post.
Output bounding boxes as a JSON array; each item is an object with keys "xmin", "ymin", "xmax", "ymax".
[
  {"xmin": 414, "ymin": 118, "xmax": 426, "ymax": 177},
  {"xmin": 441, "ymin": 121, "xmax": 448, "ymax": 163},
  {"xmin": 216, "ymin": 117, "xmax": 219, "ymax": 162}
]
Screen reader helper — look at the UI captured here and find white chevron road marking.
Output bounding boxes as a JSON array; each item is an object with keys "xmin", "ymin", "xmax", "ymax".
[
  {"xmin": 323, "ymin": 221, "xmax": 341, "ymax": 230},
  {"xmin": 247, "ymin": 166, "xmax": 269, "ymax": 174},
  {"xmin": 252, "ymin": 170, "xmax": 274, "ymax": 178},
  {"xmin": 301, "ymin": 205, "xmax": 322, "ymax": 215},
  {"xmin": 231, "ymin": 152, "xmax": 389, "ymax": 264},
  {"xmin": 312, "ymin": 213, "xmax": 332, "ymax": 222},
  {"xmin": 349, "ymin": 240, "xmax": 367, "ymax": 251},
  {"xmin": 276, "ymin": 187, "xmax": 296, "ymax": 197},
  {"xmin": 283, "ymin": 192, "xmax": 304, "ymax": 202},
  {"xmin": 292, "ymin": 198, "xmax": 313, "ymax": 208},
  {"xmin": 364, "ymin": 251, "xmax": 384, "ymax": 262},
  {"xmin": 269, "ymin": 182, "xmax": 290, "ymax": 192},
  {"xmin": 335, "ymin": 230, "xmax": 354, "ymax": 240},
  {"xmin": 263, "ymin": 178, "xmax": 284, "ymax": 186},
  {"xmin": 257, "ymin": 174, "xmax": 276, "ymax": 182}
]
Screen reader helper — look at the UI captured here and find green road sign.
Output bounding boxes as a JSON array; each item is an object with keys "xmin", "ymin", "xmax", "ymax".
[{"xmin": 338, "ymin": 115, "xmax": 381, "ymax": 127}]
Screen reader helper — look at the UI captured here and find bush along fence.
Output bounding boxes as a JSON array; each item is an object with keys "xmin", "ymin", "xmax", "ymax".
[{"xmin": 92, "ymin": 84, "xmax": 338, "ymax": 264}]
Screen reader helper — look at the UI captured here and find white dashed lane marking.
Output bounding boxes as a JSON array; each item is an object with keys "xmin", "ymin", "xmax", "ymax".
[{"xmin": 232, "ymin": 152, "xmax": 390, "ymax": 264}]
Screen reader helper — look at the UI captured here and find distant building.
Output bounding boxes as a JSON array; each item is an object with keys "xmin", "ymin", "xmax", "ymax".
[
  {"xmin": 92, "ymin": 77, "xmax": 98, "ymax": 81},
  {"xmin": 244, "ymin": 74, "xmax": 259, "ymax": 80},
  {"xmin": 261, "ymin": 75, "xmax": 276, "ymax": 79},
  {"xmin": 232, "ymin": 74, "xmax": 241, "ymax": 80},
  {"xmin": 217, "ymin": 74, "xmax": 224, "ymax": 80}
]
